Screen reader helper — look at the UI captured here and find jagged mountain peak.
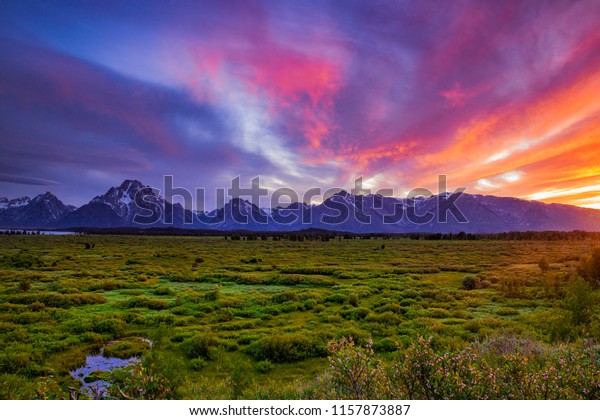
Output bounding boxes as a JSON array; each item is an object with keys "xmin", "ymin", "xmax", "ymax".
[
  {"xmin": 0, "ymin": 196, "xmax": 31, "ymax": 210},
  {"xmin": 333, "ymin": 189, "xmax": 349, "ymax": 197},
  {"xmin": 118, "ymin": 179, "xmax": 145, "ymax": 192},
  {"xmin": 31, "ymin": 191, "xmax": 60, "ymax": 203},
  {"xmin": 90, "ymin": 179, "xmax": 160, "ymax": 219},
  {"xmin": 3, "ymin": 181, "xmax": 600, "ymax": 232},
  {"xmin": 0, "ymin": 191, "xmax": 74, "ymax": 227}
]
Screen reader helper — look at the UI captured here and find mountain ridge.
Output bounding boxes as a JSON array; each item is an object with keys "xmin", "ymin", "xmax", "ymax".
[{"xmin": 1, "ymin": 179, "xmax": 599, "ymax": 233}]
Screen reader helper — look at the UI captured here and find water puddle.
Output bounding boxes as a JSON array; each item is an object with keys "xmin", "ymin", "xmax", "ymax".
[{"xmin": 70, "ymin": 337, "xmax": 152, "ymax": 397}]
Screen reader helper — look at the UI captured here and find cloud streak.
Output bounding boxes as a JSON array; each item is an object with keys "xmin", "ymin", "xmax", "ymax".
[{"xmin": 1, "ymin": 0, "xmax": 600, "ymax": 209}]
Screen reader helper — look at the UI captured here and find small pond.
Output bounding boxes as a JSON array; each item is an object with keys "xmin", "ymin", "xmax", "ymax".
[{"xmin": 70, "ymin": 337, "xmax": 152, "ymax": 397}]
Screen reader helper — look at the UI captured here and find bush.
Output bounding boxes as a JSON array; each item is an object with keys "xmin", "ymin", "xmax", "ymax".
[
  {"xmin": 92, "ymin": 317, "xmax": 126, "ymax": 337},
  {"xmin": 324, "ymin": 336, "xmax": 600, "ymax": 400},
  {"xmin": 579, "ymin": 248, "xmax": 600, "ymax": 287},
  {"xmin": 563, "ymin": 278, "xmax": 596, "ymax": 326},
  {"xmin": 19, "ymin": 279, "xmax": 31, "ymax": 293},
  {"xmin": 154, "ymin": 286, "xmax": 174, "ymax": 296},
  {"xmin": 246, "ymin": 333, "xmax": 325, "ymax": 362},
  {"xmin": 401, "ymin": 289, "xmax": 420, "ymax": 299},
  {"xmin": 181, "ymin": 334, "xmax": 218, "ymax": 359},
  {"xmin": 497, "ymin": 308, "xmax": 519, "ymax": 316},
  {"xmin": 325, "ymin": 294, "xmax": 348, "ymax": 304},
  {"xmin": 6, "ymin": 292, "xmax": 106, "ymax": 308},
  {"xmin": 103, "ymin": 337, "xmax": 151, "ymax": 358},
  {"xmin": 538, "ymin": 257, "xmax": 550, "ymax": 272},
  {"xmin": 189, "ymin": 357, "xmax": 206, "ymax": 371},
  {"xmin": 272, "ymin": 291, "xmax": 297, "ymax": 304},
  {"xmin": 461, "ymin": 275, "xmax": 481, "ymax": 290},
  {"xmin": 499, "ymin": 278, "xmax": 525, "ymax": 298},
  {"xmin": 255, "ymin": 360, "xmax": 274, "ymax": 374},
  {"xmin": 326, "ymin": 337, "xmax": 385, "ymax": 399},
  {"xmin": 124, "ymin": 296, "xmax": 170, "ymax": 310}
]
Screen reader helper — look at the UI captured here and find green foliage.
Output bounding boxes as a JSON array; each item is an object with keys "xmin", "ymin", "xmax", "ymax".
[
  {"xmin": 326, "ymin": 337, "xmax": 385, "ymax": 399},
  {"xmin": 153, "ymin": 286, "xmax": 175, "ymax": 296},
  {"xmin": 461, "ymin": 275, "xmax": 481, "ymax": 290},
  {"xmin": 123, "ymin": 296, "xmax": 170, "ymax": 310},
  {"xmin": 563, "ymin": 278, "xmax": 597, "ymax": 326},
  {"xmin": 324, "ymin": 336, "xmax": 600, "ymax": 399},
  {"xmin": 103, "ymin": 337, "xmax": 151, "ymax": 358},
  {"xmin": 180, "ymin": 334, "xmax": 218, "ymax": 359},
  {"xmin": 188, "ymin": 357, "xmax": 206, "ymax": 371},
  {"xmin": 108, "ymin": 362, "xmax": 172, "ymax": 399},
  {"xmin": 579, "ymin": 248, "xmax": 600, "ymax": 287},
  {"xmin": 4, "ymin": 292, "xmax": 107, "ymax": 308},
  {"xmin": 1, "ymin": 235, "xmax": 599, "ymax": 399},
  {"xmin": 255, "ymin": 360, "xmax": 274, "ymax": 374},
  {"xmin": 499, "ymin": 277, "xmax": 525, "ymax": 298},
  {"xmin": 228, "ymin": 360, "xmax": 253, "ymax": 399},
  {"xmin": 19, "ymin": 279, "xmax": 31, "ymax": 293},
  {"xmin": 246, "ymin": 333, "xmax": 325, "ymax": 362},
  {"xmin": 538, "ymin": 257, "xmax": 550, "ymax": 272}
]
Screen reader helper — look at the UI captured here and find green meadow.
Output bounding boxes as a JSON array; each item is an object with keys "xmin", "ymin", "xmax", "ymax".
[{"xmin": 0, "ymin": 235, "xmax": 599, "ymax": 399}]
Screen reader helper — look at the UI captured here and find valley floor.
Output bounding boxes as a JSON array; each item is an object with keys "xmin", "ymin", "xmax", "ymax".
[{"xmin": 0, "ymin": 235, "xmax": 598, "ymax": 399}]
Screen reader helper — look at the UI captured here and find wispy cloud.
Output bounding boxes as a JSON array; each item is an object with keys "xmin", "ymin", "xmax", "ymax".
[{"xmin": 1, "ymin": 0, "xmax": 600, "ymax": 208}]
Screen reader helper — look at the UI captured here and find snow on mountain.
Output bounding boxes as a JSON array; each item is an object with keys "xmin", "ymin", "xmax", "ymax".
[
  {"xmin": 0, "ymin": 196, "xmax": 31, "ymax": 210},
  {"xmin": 0, "ymin": 192, "xmax": 74, "ymax": 227},
  {"xmin": 3, "ymin": 180, "xmax": 600, "ymax": 232}
]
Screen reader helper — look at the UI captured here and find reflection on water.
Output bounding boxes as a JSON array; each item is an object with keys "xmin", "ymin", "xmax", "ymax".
[
  {"xmin": 70, "ymin": 337, "xmax": 152, "ymax": 397},
  {"xmin": 70, "ymin": 353, "xmax": 139, "ymax": 396}
]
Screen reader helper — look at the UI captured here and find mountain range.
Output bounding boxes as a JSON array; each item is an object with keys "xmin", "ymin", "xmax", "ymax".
[{"xmin": 1, "ymin": 179, "xmax": 599, "ymax": 233}]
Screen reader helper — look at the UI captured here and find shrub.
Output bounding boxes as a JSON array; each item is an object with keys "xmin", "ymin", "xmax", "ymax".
[
  {"xmin": 325, "ymin": 294, "xmax": 348, "ymax": 304},
  {"xmin": 579, "ymin": 248, "xmax": 600, "ymax": 287},
  {"xmin": 103, "ymin": 337, "xmax": 151, "ymax": 358},
  {"xmin": 538, "ymin": 257, "xmax": 550, "ymax": 272},
  {"xmin": 108, "ymin": 362, "xmax": 173, "ymax": 399},
  {"xmin": 92, "ymin": 317, "xmax": 126, "ymax": 337},
  {"xmin": 401, "ymin": 289, "xmax": 420, "ymax": 299},
  {"xmin": 124, "ymin": 296, "xmax": 170, "ymax": 310},
  {"xmin": 246, "ymin": 333, "xmax": 325, "ymax": 362},
  {"xmin": 189, "ymin": 357, "xmax": 206, "ymax": 371},
  {"xmin": 324, "ymin": 335, "xmax": 600, "ymax": 399},
  {"xmin": 255, "ymin": 360, "xmax": 274, "ymax": 374},
  {"xmin": 241, "ymin": 257, "xmax": 260, "ymax": 264},
  {"xmin": 497, "ymin": 308, "xmax": 519, "ymax": 316},
  {"xmin": 181, "ymin": 334, "xmax": 218, "ymax": 359},
  {"xmin": 499, "ymin": 277, "xmax": 525, "ymax": 298},
  {"xmin": 461, "ymin": 275, "xmax": 481, "ymax": 290},
  {"xmin": 464, "ymin": 317, "xmax": 502, "ymax": 333},
  {"xmin": 19, "ymin": 279, "xmax": 31, "ymax": 293},
  {"xmin": 280, "ymin": 267, "xmax": 339, "ymax": 276},
  {"xmin": 203, "ymin": 289, "xmax": 220, "ymax": 301},
  {"xmin": 272, "ymin": 291, "xmax": 297, "ymax": 304},
  {"xmin": 399, "ymin": 298, "xmax": 417, "ymax": 307},
  {"xmin": 6, "ymin": 292, "xmax": 106, "ymax": 308},
  {"xmin": 29, "ymin": 301, "xmax": 45, "ymax": 312},
  {"xmin": 326, "ymin": 337, "xmax": 385, "ymax": 399},
  {"xmin": 563, "ymin": 278, "xmax": 596, "ymax": 326},
  {"xmin": 154, "ymin": 286, "xmax": 174, "ymax": 296}
]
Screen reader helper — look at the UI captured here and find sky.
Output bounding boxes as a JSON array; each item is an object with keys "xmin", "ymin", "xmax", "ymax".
[{"xmin": 1, "ymin": 0, "xmax": 600, "ymax": 210}]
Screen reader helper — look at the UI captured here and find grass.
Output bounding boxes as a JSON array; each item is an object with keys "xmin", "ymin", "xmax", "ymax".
[{"xmin": 0, "ymin": 235, "xmax": 598, "ymax": 399}]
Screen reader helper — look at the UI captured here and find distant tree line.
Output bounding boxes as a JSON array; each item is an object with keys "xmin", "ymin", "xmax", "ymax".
[
  {"xmin": 61, "ymin": 227, "xmax": 600, "ymax": 241},
  {"xmin": 0, "ymin": 230, "xmax": 42, "ymax": 235}
]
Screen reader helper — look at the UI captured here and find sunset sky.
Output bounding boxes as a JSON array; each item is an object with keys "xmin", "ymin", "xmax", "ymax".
[{"xmin": 1, "ymin": 0, "xmax": 600, "ymax": 209}]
